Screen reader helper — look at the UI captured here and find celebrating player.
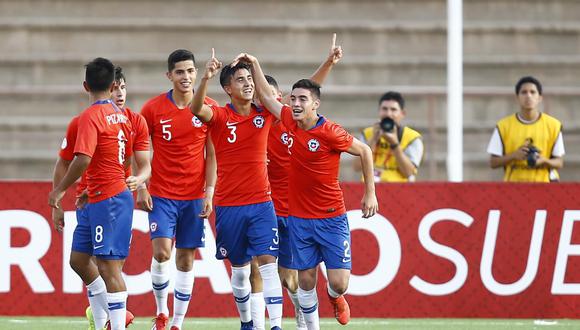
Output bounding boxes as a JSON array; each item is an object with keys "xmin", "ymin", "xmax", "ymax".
[
  {"xmin": 237, "ymin": 53, "xmax": 378, "ymax": 329},
  {"xmin": 138, "ymin": 49, "xmax": 218, "ymax": 330},
  {"xmin": 49, "ymin": 58, "xmax": 150, "ymax": 330},
  {"xmin": 190, "ymin": 49, "xmax": 283, "ymax": 330}
]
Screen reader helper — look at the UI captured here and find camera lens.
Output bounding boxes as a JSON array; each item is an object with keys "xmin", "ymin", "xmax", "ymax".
[{"xmin": 380, "ymin": 117, "xmax": 395, "ymax": 132}]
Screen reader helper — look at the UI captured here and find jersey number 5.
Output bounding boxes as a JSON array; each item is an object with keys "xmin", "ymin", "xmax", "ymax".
[{"xmin": 162, "ymin": 124, "xmax": 172, "ymax": 141}]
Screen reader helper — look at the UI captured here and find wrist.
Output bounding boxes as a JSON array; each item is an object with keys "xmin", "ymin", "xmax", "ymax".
[
  {"xmin": 205, "ymin": 186, "xmax": 215, "ymax": 196},
  {"xmin": 137, "ymin": 183, "xmax": 147, "ymax": 191},
  {"xmin": 389, "ymin": 143, "xmax": 399, "ymax": 150}
]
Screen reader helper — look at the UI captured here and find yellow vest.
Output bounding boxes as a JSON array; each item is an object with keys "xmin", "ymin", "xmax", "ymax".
[
  {"xmin": 362, "ymin": 126, "xmax": 422, "ymax": 182},
  {"xmin": 496, "ymin": 113, "xmax": 562, "ymax": 182}
]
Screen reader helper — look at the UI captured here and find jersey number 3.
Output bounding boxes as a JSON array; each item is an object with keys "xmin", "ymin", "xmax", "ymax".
[{"xmin": 227, "ymin": 125, "xmax": 237, "ymax": 143}]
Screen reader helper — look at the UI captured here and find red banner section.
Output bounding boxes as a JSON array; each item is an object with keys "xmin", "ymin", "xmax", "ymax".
[{"xmin": 1, "ymin": 182, "xmax": 580, "ymax": 318}]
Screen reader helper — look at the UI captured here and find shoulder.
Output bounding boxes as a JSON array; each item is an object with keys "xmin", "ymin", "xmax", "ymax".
[
  {"xmin": 540, "ymin": 113, "xmax": 563, "ymax": 127},
  {"xmin": 497, "ymin": 113, "xmax": 517, "ymax": 127},
  {"xmin": 362, "ymin": 126, "xmax": 374, "ymax": 137},
  {"xmin": 142, "ymin": 93, "xmax": 167, "ymax": 112},
  {"xmin": 204, "ymin": 96, "xmax": 220, "ymax": 107},
  {"xmin": 402, "ymin": 126, "xmax": 422, "ymax": 139}
]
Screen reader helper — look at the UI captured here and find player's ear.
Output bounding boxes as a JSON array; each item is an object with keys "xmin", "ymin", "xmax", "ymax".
[
  {"xmin": 166, "ymin": 71, "xmax": 172, "ymax": 81},
  {"xmin": 82, "ymin": 81, "xmax": 90, "ymax": 92},
  {"xmin": 313, "ymin": 98, "xmax": 321, "ymax": 110},
  {"xmin": 223, "ymin": 85, "xmax": 232, "ymax": 96}
]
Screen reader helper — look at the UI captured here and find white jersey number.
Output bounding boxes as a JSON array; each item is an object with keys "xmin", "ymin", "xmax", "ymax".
[
  {"xmin": 227, "ymin": 125, "xmax": 237, "ymax": 143},
  {"xmin": 117, "ymin": 130, "xmax": 127, "ymax": 164}
]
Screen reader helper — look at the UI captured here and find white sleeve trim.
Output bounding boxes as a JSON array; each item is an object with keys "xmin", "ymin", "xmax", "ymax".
[
  {"xmin": 552, "ymin": 132, "xmax": 565, "ymax": 157},
  {"xmin": 487, "ymin": 128, "xmax": 503, "ymax": 156},
  {"xmin": 404, "ymin": 138, "xmax": 424, "ymax": 167}
]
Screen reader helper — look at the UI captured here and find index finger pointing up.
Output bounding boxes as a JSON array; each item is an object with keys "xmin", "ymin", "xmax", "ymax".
[
  {"xmin": 332, "ymin": 33, "xmax": 337, "ymax": 48},
  {"xmin": 211, "ymin": 48, "xmax": 215, "ymax": 59}
]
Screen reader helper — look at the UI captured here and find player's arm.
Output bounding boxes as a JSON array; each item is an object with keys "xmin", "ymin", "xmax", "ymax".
[
  {"xmin": 346, "ymin": 138, "xmax": 378, "ymax": 218},
  {"xmin": 535, "ymin": 156, "xmax": 564, "ymax": 169},
  {"xmin": 200, "ymin": 137, "xmax": 217, "ymax": 219},
  {"xmin": 234, "ymin": 53, "xmax": 283, "ymax": 119},
  {"xmin": 191, "ymin": 48, "xmax": 222, "ymax": 123},
  {"xmin": 489, "ymin": 146, "xmax": 529, "ymax": 168},
  {"xmin": 126, "ymin": 150, "xmax": 151, "ymax": 191},
  {"xmin": 51, "ymin": 157, "xmax": 71, "ymax": 232},
  {"xmin": 280, "ymin": 33, "xmax": 343, "ymax": 105},
  {"xmin": 48, "ymin": 154, "xmax": 91, "ymax": 210}
]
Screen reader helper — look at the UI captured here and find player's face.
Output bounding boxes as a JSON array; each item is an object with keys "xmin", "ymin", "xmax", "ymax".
[
  {"xmin": 379, "ymin": 100, "xmax": 405, "ymax": 124},
  {"xmin": 225, "ymin": 69, "xmax": 254, "ymax": 101},
  {"xmin": 290, "ymin": 88, "xmax": 320, "ymax": 121},
  {"xmin": 112, "ymin": 79, "xmax": 127, "ymax": 109},
  {"xmin": 517, "ymin": 83, "xmax": 542, "ymax": 111},
  {"xmin": 167, "ymin": 60, "xmax": 196, "ymax": 94}
]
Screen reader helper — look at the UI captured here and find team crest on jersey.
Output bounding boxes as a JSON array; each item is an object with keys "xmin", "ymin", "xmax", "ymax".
[
  {"xmin": 280, "ymin": 133, "xmax": 289, "ymax": 145},
  {"xmin": 219, "ymin": 247, "xmax": 228, "ymax": 257},
  {"xmin": 192, "ymin": 116, "xmax": 203, "ymax": 128},
  {"xmin": 253, "ymin": 115, "xmax": 265, "ymax": 128},
  {"xmin": 150, "ymin": 222, "xmax": 157, "ymax": 233},
  {"xmin": 307, "ymin": 139, "xmax": 320, "ymax": 152}
]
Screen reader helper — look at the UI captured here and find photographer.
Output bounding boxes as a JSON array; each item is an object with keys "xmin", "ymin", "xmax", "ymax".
[
  {"xmin": 487, "ymin": 76, "xmax": 565, "ymax": 182},
  {"xmin": 356, "ymin": 91, "xmax": 423, "ymax": 182}
]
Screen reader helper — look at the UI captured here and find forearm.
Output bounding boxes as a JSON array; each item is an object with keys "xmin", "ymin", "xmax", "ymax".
[
  {"xmin": 309, "ymin": 59, "xmax": 334, "ymax": 85},
  {"xmin": 52, "ymin": 158, "xmax": 71, "ymax": 188},
  {"xmin": 251, "ymin": 60, "xmax": 282, "ymax": 118},
  {"xmin": 392, "ymin": 147, "xmax": 416, "ymax": 178},
  {"xmin": 490, "ymin": 154, "xmax": 512, "ymax": 168},
  {"xmin": 191, "ymin": 78, "xmax": 209, "ymax": 116},
  {"xmin": 359, "ymin": 145, "xmax": 376, "ymax": 194},
  {"xmin": 133, "ymin": 151, "xmax": 152, "ymax": 183},
  {"xmin": 543, "ymin": 157, "xmax": 564, "ymax": 169},
  {"xmin": 55, "ymin": 155, "xmax": 90, "ymax": 192},
  {"xmin": 205, "ymin": 152, "xmax": 217, "ymax": 189}
]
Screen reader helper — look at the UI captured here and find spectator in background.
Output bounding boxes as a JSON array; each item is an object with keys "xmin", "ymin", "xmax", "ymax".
[
  {"xmin": 487, "ymin": 76, "xmax": 564, "ymax": 182},
  {"xmin": 356, "ymin": 91, "xmax": 423, "ymax": 182}
]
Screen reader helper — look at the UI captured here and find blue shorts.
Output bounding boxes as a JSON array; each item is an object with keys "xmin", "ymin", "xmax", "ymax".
[
  {"xmin": 71, "ymin": 206, "xmax": 93, "ymax": 255},
  {"xmin": 148, "ymin": 197, "xmax": 205, "ymax": 249},
  {"xmin": 86, "ymin": 190, "xmax": 134, "ymax": 260},
  {"xmin": 277, "ymin": 216, "xmax": 292, "ymax": 269},
  {"xmin": 215, "ymin": 201, "xmax": 278, "ymax": 265},
  {"xmin": 289, "ymin": 214, "xmax": 352, "ymax": 270}
]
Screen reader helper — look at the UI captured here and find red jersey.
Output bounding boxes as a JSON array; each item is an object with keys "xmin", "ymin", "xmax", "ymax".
[
  {"xmin": 208, "ymin": 103, "xmax": 273, "ymax": 206},
  {"xmin": 74, "ymin": 100, "xmax": 133, "ymax": 203},
  {"xmin": 281, "ymin": 106, "xmax": 354, "ymax": 218},
  {"xmin": 267, "ymin": 120, "xmax": 290, "ymax": 216},
  {"xmin": 60, "ymin": 107, "xmax": 149, "ymax": 197},
  {"xmin": 141, "ymin": 91, "xmax": 218, "ymax": 200}
]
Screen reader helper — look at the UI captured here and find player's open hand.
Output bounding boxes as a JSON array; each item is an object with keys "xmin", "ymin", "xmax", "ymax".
[
  {"xmin": 48, "ymin": 189, "xmax": 65, "ymax": 209},
  {"xmin": 231, "ymin": 53, "xmax": 257, "ymax": 67},
  {"xmin": 204, "ymin": 48, "xmax": 223, "ymax": 80},
  {"xmin": 137, "ymin": 187, "xmax": 153, "ymax": 212},
  {"xmin": 328, "ymin": 33, "xmax": 343, "ymax": 65},
  {"xmin": 361, "ymin": 193, "xmax": 378, "ymax": 218},
  {"xmin": 52, "ymin": 207, "xmax": 65, "ymax": 233}
]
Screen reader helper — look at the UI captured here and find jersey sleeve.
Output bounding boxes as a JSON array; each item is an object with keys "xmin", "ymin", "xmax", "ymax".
[
  {"xmin": 280, "ymin": 106, "xmax": 295, "ymax": 132},
  {"xmin": 552, "ymin": 131, "xmax": 565, "ymax": 157},
  {"xmin": 487, "ymin": 127, "xmax": 503, "ymax": 156},
  {"xmin": 404, "ymin": 138, "xmax": 424, "ymax": 168},
  {"xmin": 74, "ymin": 111, "xmax": 99, "ymax": 158},
  {"xmin": 327, "ymin": 123, "xmax": 354, "ymax": 152},
  {"xmin": 206, "ymin": 105, "xmax": 225, "ymax": 127},
  {"xmin": 133, "ymin": 113, "xmax": 151, "ymax": 152},
  {"xmin": 204, "ymin": 96, "xmax": 220, "ymax": 107},
  {"xmin": 59, "ymin": 117, "xmax": 79, "ymax": 161}
]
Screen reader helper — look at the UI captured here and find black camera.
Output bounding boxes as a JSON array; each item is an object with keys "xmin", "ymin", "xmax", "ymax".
[
  {"xmin": 527, "ymin": 145, "xmax": 539, "ymax": 167},
  {"xmin": 380, "ymin": 117, "xmax": 395, "ymax": 132}
]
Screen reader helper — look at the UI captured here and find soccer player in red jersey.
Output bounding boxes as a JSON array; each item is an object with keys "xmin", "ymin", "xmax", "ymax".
[
  {"xmin": 138, "ymin": 49, "xmax": 217, "ymax": 330},
  {"xmin": 190, "ymin": 49, "xmax": 283, "ymax": 330},
  {"xmin": 238, "ymin": 53, "xmax": 378, "ymax": 329},
  {"xmin": 53, "ymin": 66, "xmax": 148, "ymax": 330},
  {"xmin": 49, "ymin": 58, "xmax": 151, "ymax": 330},
  {"xmin": 250, "ymin": 35, "xmax": 343, "ymax": 330}
]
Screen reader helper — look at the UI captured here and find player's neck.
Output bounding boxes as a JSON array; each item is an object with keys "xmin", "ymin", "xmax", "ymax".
[
  {"xmin": 89, "ymin": 92, "xmax": 112, "ymax": 105},
  {"xmin": 172, "ymin": 89, "xmax": 193, "ymax": 109},
  {"xmin": 230, "ymin": 98, "xmax": 252, "ymax": 116},
  {"xmin": 518, "ymin": 108, "xmax": 540, "ymax": 122}
]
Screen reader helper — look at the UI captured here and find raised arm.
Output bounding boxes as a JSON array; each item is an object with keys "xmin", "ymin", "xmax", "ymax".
[
  {"xmin": 346, "ymin": 138, "xmax": 378, "ymax": 218},
  {"xmin": 233, "ymin": 53, "xmax": 283, "ymax": 119},
  {"xmin": 191, "ymin": 48, "xmax": 222, "ymax": 123},
  {"xmin": 280, "ymin": 33, "xmax": 343, "ymax": 105}
]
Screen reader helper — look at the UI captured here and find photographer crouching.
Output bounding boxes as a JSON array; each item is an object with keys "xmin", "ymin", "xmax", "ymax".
[{"xmin": 355, "ymin": 91, "xmax": 424, "ymax": 182}]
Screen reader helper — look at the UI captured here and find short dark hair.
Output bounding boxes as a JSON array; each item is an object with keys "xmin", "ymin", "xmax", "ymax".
[
  {"xmin": 85, "ymin": 57, "xmax": 115, "ymax": 92},
  {"xmin": 291, "ymin": 79, "xmax": 320, "ymax": 99},
  {"xmin": 265, "ymin": 75, "xmax": 279, "ymax": 91},
  {"xmin": 219, "ymin": 62, "xmax": 252, "ymax": 88},
  {"xmin": 515, "ymin": 76, "xmax": 543, "ymax": 95},
  {"xmin": 379, "ymin": 91, "xmax": 405, "ymax": 109},
  {"xmin": 168, "ymin": 49, "xmax": 195, "ymax": 72},
  {"xmin": 114, "ymin": 66, "xmax": 126, "ymax": 83}
]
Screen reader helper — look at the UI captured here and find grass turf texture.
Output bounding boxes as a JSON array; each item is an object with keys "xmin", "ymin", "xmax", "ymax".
[{"xmin": 1, "ymin": 317, "xmax": 580, "ymax": 329}]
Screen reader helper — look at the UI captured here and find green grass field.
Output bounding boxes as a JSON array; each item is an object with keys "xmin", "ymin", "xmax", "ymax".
[{"xmin": 1, "ymin": 317, "xmax": 580, "ymax": 330}]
